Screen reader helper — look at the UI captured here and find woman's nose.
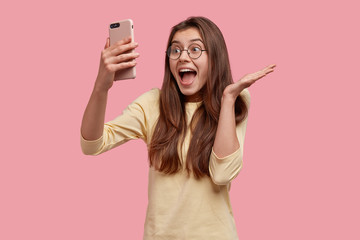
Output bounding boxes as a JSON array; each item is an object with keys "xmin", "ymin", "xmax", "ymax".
[{"xmin": 178, "ymin": 50, "xmax": 191, "ymax": 62}]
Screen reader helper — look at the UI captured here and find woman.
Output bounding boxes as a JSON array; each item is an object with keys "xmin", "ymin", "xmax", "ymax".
[{"xmin": 81, "ymin": 16, "xmax": 275, "ymax": 240}]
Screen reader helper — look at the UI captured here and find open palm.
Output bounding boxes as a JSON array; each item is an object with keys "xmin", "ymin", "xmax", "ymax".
[{"xmin": 223, "ymin": 64, "xmax": 276, "ymax": 101}]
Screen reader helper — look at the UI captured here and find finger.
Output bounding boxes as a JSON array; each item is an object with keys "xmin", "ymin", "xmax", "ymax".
[
  {"xmin": 264, "ymin": 68, "xmax": 274, "ymax": 74},
  {"xmin": 104, "ymin": 38, "xmax": 110, "ymax": 49},
  {"xmin": 249, "ymin": 71, "xmax": 267, "ymax": 82},
  {"xmin": 112, "ymin": 60, "xmax": 137, "ymax": 72},
  {"xmin": 261, "ymin": 64, "xmax": 275, "ymax": 72},
  {"xmin": 265, "ymin": 64, "xmax": 276, "ymax": 72},
  {"xmin": 107, "ymin": 36, "xmax": 132, "ymax": 51},
  {"xmin": 108, "ymin": 52, "xmax": 140, "ymax": 65},
  {"xmin": 258, "ymin": 64, "xmax": 275, "ymax": 75},
  {"xmin": 111, "ymin": 41, "xmax": 138, "ymax": 56}
]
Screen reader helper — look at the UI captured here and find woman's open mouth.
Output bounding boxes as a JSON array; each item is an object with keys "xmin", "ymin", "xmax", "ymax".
[{"xmin": 179, "ymin": 69, "xmax": 197, "ymax": 86}]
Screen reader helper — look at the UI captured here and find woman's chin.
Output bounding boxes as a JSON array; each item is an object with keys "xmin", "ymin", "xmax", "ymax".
[{"xmin": 180, "ymin": 89, "xmax": 202, "ymax": 102}]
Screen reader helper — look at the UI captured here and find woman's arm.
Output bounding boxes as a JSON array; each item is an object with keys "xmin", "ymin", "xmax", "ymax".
[
  {"xmin": 81, "ymin": 37, "xmax": 139, "ymax": 141},
  {"xmin": 210, "ymin": 64, "xmax": 275, "ymax": 185},
  {"xmin": 213, "ymin": 64, "xmax": 276, "ymax": 157}
]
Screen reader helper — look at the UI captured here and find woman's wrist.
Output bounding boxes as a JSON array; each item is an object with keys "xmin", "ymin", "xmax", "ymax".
[
  {"xmin": 221, "ymin": 92, "xmax": 238, "ymax": 106},
  {"xmin": 222, "ymin": 82, "xmax": 246, "ymax": 105},
  {"xmin": 92, "ymin": 82, "xmax": 110, "ymax": 98},
  {"xmin": 93, "ymin": 76, "xmax": 112, "ymax": 93}
]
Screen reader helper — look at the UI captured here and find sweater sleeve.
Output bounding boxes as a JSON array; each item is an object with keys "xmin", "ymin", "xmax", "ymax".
[
  {"xmin": 209, "ymin": 88, "xmax": 250, "ymax": 185},
  {"xmin": 80, "ymin": 88, "xmax": 160, "ymax": 155}
]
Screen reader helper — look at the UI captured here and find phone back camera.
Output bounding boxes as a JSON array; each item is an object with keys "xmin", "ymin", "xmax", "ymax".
[{"xmin": 110, "ymin": 23, "xmax": 120, "ymax": 29}]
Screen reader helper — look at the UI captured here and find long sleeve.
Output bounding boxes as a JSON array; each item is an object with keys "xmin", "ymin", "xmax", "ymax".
[
  {"xmin": 80, "ymin": 88, "xmax": 160, "ymax": 155},
  {"xmin": 209, "ymin": 88, "xmax": 250, "ymax": 185}
]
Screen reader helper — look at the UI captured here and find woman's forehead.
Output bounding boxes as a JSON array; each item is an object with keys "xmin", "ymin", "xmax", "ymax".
[{"xmin": 171, "ymin": 27, "xmax": 204, "ymax": 45}]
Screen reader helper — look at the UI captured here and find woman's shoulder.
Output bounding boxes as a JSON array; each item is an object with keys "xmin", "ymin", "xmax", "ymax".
[
  {"xmin": 146, "ymin": 87, "xmax": 161, "ymax": 97},
  {"xmin": 129, "ymin": 88, "xmax": 161, "ymax": 116},
  {"xmin": 133, "ymin": 88, "xmax": 161, "ymax": 105},
  {"xmin": 240, "ymin": 88, "xmax": 250, "ymax": 106},
  {"xmin": 240, "ymin": 88, "xmax": 250, "ymax": 98}
]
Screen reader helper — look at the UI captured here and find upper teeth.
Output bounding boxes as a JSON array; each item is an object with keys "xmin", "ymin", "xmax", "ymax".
[{"xmin": 179, "ymin": 69, "xmax": 194, "ymax": 72}]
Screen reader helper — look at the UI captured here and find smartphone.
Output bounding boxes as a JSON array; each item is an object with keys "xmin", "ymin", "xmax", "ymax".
[{"xmin": 109, "ymin": 19, "xmax": 136, "ymax": 81}]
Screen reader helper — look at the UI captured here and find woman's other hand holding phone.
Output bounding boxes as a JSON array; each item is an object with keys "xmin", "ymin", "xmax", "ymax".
[{"xmin": 95, "ymin": 36, "xmax": 139, "ymax": 92}]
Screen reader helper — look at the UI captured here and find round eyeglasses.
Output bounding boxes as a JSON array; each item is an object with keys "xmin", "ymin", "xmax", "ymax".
[{"xmin": 166, "ymin": 43, "xmax": 207, "ymax": 60}]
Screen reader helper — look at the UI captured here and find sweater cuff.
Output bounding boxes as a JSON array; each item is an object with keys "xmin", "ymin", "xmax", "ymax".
[
  {"xmin": 80, "ymin": 134, "xmax": 104, "ymax": 155},
  {"xmin": 209, "ymin": 147, "xmax": 243, "ymax": 185},
  {"xmin": 210, "ymin": 147, "xmax": 241, "ymax": 162}
]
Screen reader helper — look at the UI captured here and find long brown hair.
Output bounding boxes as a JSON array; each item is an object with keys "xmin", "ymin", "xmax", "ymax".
[{"xmin": 149, "ymin": 16, "xmax": 248, "ymax": 179}]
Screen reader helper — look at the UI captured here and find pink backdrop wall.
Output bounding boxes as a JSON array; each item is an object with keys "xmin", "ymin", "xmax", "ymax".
[{"xmin": 1, "ymin": 0, "xmax": 359, "ymax": 239}]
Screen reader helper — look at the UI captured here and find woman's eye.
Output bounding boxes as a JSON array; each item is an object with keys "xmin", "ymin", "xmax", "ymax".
[
  {"xmin": 191, "ymin": 46, "xmax": 201, "ymax": 52},
  {"xmin": 172, "ymin": 48, "xmax": 181, "ymax": 54}
]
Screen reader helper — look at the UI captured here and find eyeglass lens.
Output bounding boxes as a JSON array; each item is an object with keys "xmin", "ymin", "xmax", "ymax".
[{"xmin": 167, "ymin": 44, "xmax": 203, "ymax": 59}]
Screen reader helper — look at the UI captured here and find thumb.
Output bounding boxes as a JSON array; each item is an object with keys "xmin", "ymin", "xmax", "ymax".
[{"xmin": 104, "ymin": 38, "xmax": 110, "ymax": 49}]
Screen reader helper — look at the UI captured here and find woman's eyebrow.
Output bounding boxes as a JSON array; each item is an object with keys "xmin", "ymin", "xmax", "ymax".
[
  {"xmin": 189, "ymin": 38, "xmax": 204, "ymax": 43},
  {"xmin": 171, "ymin": 38, "xmax": 204, "ymax": 45}
]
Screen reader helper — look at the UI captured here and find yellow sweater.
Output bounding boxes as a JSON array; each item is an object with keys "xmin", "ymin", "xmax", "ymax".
[{"xmin": 81, "ymin": 88, "xmax": 250, "ymax": 240}]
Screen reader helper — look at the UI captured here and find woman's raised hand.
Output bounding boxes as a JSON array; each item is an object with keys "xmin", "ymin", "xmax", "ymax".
[
  {"xmin": 222, "ymin": 64, "xmax": 276, "ymax": 102},
  {"xmin": 94, "ymin": 37, "xmax": 139, "ymax": 92}
]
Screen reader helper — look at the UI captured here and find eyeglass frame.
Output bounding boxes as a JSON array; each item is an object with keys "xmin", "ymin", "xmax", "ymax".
[{"xmin": 166, "ymin": 43, "xmax": 207, "ymax": 60}]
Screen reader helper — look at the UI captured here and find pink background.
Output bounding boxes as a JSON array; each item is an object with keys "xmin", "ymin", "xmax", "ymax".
[{"xmin": 1, "ymin": 0, "xmax": 359, "ymax": 239}]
